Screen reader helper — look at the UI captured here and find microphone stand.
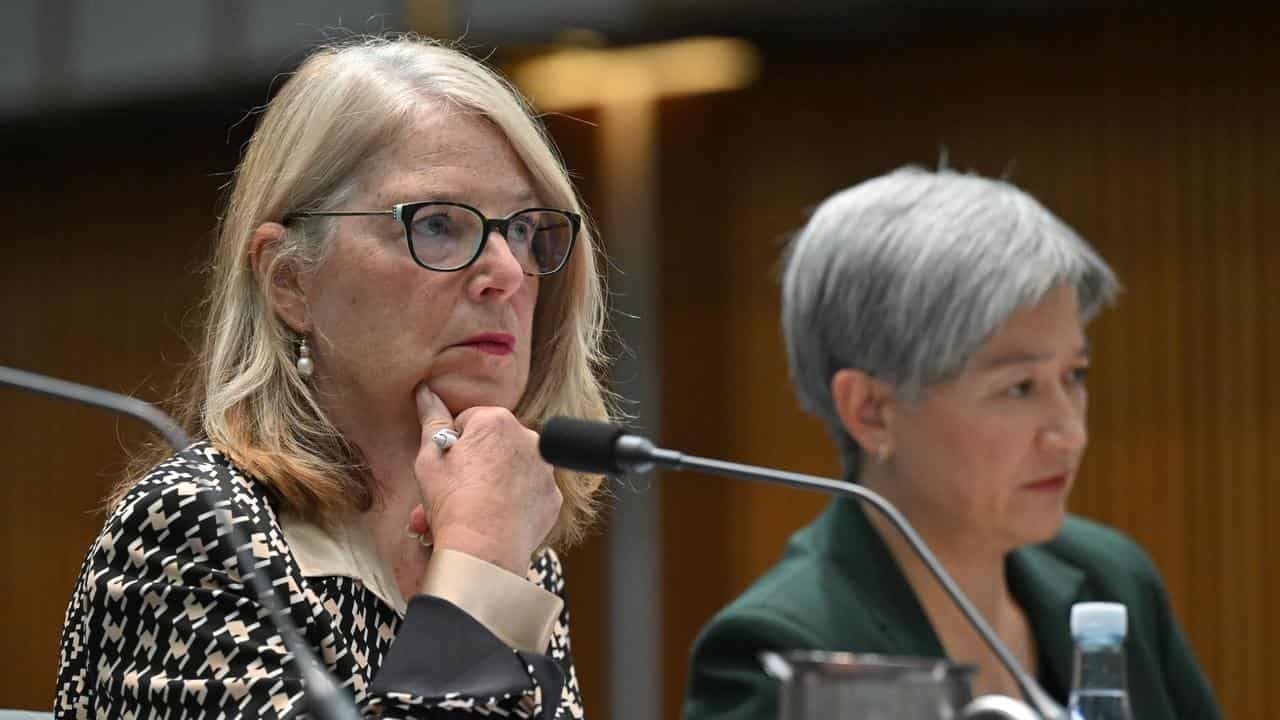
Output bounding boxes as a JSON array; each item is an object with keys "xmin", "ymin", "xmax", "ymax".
[
  {"xmin": 1, "ymin": 365, "xmax": 359, "ymax": 720},
  {"xmin": 617, "ymin": 437, "xmax": 1066, "ymax": 720},
  {"xmin": 0, "ymin": 365, "xmax": 191, "ymax": 450}
]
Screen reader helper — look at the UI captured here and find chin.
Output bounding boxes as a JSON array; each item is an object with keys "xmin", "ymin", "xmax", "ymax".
[
  {"xmin": 1013, "ymin": 510, "xmax": 1068, "ymax": 548},
  {"xmin": 432, "ymin": 377, "xmax": 525, "ymax": 416}
]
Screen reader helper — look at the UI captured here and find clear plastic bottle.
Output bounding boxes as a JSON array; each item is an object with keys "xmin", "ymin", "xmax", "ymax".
[{"xmin": 1067, "ymin": 602, "xmax": 1134, "ymax": 720}]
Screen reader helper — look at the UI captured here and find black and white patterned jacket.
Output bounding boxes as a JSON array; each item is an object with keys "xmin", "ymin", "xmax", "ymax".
[{"xmin": 54, "ymin": 442, "xmax": 584, "ymax": 719}]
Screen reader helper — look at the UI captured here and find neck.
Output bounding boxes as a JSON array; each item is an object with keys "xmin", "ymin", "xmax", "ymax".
[
  {"xmin": 316, "ymin": 383, "xmax": 432, "ymax": 603},
  {"xmin": 863, "ymin": 488, "xmax": 1013, "ymax": 629},
  {"xmin": 861, "ymin": 471, "xmax": 1036, "ymax": 697},
  {"xmin": 860, "ymin": 468, "xmax": 1014, "ymax": 613},
  {"xmin": 359, "ymin": 467, "xmax": 432, "ymax": 605}
]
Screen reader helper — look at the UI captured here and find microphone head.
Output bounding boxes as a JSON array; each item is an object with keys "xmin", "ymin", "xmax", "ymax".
[{"xmin": 540, "ymin": 416, "xmax": 628, "ymax": 474}]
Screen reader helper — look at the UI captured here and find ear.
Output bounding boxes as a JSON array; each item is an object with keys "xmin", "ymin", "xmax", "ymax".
[
  {"xmin": 830, "ymin": 368, "xmax": 897, "ymax": 460},
  {"xmin": 248, "ymin": 222, "xmax": 310, "ymax": 334}
]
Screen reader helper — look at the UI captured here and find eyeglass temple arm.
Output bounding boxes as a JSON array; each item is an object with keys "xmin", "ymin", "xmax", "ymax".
[{"xmin": 287, "ymin": 210, "xmax": 396, "ymax": 218}]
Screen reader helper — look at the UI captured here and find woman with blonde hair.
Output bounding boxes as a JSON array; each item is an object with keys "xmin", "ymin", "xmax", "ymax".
[{"xmin": 55, "ymin": 35, "xmax": 611, "ymax": 719}]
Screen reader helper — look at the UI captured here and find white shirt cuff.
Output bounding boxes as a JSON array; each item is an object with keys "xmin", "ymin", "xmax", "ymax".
[{"xmin": 420, "ymin": 548, "xmax": 564, "ymax": 654}]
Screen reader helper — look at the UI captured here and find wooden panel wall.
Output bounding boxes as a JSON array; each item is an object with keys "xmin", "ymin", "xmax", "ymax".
[
  {"xmin": 653, "ymin": 10, "xmax": 1278, "ymax": 720},
  {"xmin": 0, "ymin": 107, "xmax": 242, "ymax": 707}
]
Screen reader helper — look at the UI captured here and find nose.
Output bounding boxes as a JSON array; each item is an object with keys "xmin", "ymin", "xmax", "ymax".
[
  {"xmin": 1039, "ymin": 387, "xmax": 1087, "ymax": 456},
  {"xmin": 466, "ymin": 228, "xmax": 527, "ymax": 300}
]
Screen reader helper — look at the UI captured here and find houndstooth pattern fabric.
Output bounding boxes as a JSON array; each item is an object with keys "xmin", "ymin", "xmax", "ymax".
[{"xmin": 54, "ymin": 443, "xmax": 585, "ymax": 719}]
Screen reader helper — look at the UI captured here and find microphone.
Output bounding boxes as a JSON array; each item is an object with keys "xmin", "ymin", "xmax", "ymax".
[
  {"xmin": 540, "ymin": 416, "xmax": 1065, "ymax": 720},
  {"xmin": 1, "ymin": 365, "xmax": 359, "ymax": 720}
]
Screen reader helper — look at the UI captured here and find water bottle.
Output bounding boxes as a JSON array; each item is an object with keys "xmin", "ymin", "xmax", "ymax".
[{"xmin": 1067, "ymin": 602, "xmax": 1134, "ymax": 720}]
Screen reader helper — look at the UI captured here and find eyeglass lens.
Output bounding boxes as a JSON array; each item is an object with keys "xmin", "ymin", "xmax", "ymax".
[{"xmin": 408, "ymin": 204, "xmax": 573, "ymax": 275}]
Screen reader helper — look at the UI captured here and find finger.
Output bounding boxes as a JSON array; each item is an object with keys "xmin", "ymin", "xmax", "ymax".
[
  {"xmin": 453, "ymin": 405, "xmax": 525, "ymax": 434},
  {"xmin": 451, "ymin": 405, "xmax": 483, "ymax": 432},
  {"xmin": 415, "ymin": 383, "xmax": 456, "ymax": 439}
]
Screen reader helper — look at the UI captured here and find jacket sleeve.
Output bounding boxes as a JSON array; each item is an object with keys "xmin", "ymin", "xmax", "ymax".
[
  {"xmin": 370, "ymin": 549, "xmax": 576, "ymax": 720},
  {"xmin": 54, "ymin": 458, "xmax": 567, "ymax": 719},
  {"xmin": 56, "ymin": 474, "xmax": 315, "ymax": 718},
  {"xmin": 683, "ymin": 606, "xmax": 826, "ymax": 720}
]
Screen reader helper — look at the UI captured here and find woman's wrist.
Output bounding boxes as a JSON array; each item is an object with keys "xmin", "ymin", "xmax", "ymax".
[{"xmin": 432, "ymin": 525, "xmax": 530, "ymax": 576}]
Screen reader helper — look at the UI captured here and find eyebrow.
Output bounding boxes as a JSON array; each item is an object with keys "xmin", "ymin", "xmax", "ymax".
[
  {"xmin": 976, "ymin": 341, "xmax": 1092, "ymax": 371},
  {"xmin": 509, "ymin": 188, "xmax": 539, "ymax": 206}
]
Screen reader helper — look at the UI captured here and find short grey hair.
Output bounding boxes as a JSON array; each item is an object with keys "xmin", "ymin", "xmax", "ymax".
[{"xmin": 781, "ymin": 167, "xmax": 1120, "ymax": 478}]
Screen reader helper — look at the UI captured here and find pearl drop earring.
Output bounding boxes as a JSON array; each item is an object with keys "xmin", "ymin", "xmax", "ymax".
[{"xmin": 297, "ymin": 338, "xmax": 314, "ymax": 381}]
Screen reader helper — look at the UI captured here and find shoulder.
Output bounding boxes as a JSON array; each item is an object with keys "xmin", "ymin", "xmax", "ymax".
[
  {"xmin": 699, "ymin": 499, "xmax": 891, "ymax": 641},
  {"xmin": 103, "ymin": 442, "xmax": 284, "ymax": 560},
  {"xmin": 117, "ymin": 442, "xmax": 276, "ymax": 514},
  {"xmin": 683, "ymin": 524, "xmax": 839, "ymax": 720},
  {"xmin": 1040, "ymin": 515, "xmax": 1167, "ymax": 598},
  {"xmin": 1048, "ymin": 515, "xmax": 1159, "ymax": 574},
  {"xmin": 695, "ymin": 525, "xmax": 848, "ymax": 652}
]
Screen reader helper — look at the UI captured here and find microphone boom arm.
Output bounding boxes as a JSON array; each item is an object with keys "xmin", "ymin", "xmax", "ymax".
[{"xmin": 0, "ymin": 365, "xmax": 190, "ymax": 451}]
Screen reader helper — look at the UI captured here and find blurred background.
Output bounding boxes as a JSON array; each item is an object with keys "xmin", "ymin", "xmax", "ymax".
[{"xmin": 2, "ymin": 1, "xmax": 1276, "ymax": 717}]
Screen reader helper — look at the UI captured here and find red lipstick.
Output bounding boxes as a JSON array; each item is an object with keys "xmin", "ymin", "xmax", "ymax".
[{"xmin": 1024, "ymin": 474, "xmax": 1068, "ymax": 492}]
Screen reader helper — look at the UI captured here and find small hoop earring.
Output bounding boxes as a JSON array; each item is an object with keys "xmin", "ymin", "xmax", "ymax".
[{"xmin": 296, "ymin": 337, "xmax": 315, "ymax": 381}]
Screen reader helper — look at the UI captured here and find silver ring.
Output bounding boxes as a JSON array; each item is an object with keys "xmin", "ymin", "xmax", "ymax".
[{"xmin": 430, "ymin": 428, "xmax": 459, "ymax": 451}]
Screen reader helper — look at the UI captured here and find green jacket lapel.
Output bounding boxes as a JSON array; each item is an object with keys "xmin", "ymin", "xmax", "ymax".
[{"xmin": 819, "ymin": 497, "xmax": 947, "ymax": 658}]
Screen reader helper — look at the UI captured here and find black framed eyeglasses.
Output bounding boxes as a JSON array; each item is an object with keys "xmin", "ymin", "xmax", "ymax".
[{"xmin": 285, "ymin": 200, "xmax": 581, "ymax": 276}]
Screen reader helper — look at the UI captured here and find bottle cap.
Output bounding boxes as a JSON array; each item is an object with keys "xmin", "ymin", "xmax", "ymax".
[{"xmin": 1071, "ymin": 602, "xmax": 1127, "ymax": 643}]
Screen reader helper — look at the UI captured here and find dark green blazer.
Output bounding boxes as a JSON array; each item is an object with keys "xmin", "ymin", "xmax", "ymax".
[{"xmin": 683, "ymin": 497, "xmax": 1221, "ymax": 720}]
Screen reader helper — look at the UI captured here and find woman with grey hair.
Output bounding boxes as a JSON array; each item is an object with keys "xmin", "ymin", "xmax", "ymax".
[
  {"xmin": 683, "ymin": 168, "xmax": 1221, "ymax": 719},
  {"xmin": 55, "ymin": 36, "xmax": 612, "ymax": 719}
]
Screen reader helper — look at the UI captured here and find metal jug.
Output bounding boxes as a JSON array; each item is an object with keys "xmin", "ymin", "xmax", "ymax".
[{"xmin": 760, "ymin": 651, "xmax": 1043, "ymax": 720}]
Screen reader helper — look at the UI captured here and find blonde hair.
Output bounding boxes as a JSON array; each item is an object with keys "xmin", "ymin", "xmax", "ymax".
[{"xmin": 117, "ymin": 36, "xmax": 613, "ymax": 548}]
